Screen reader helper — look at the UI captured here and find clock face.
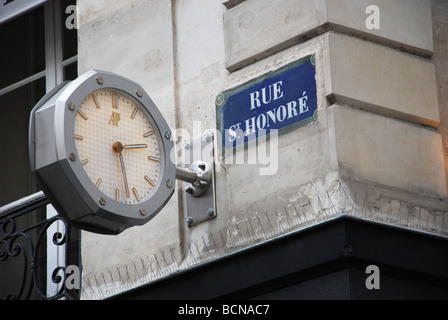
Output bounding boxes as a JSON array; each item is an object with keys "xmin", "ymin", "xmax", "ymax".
[{"xmin": 74, "ymin": 88, "xmax": 162, "ymax": 205}]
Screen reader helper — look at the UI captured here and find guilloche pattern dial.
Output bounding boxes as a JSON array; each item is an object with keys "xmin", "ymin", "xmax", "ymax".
[{"xmin": 74, "ymin": 89, "xmax": 161, "ymax": 204}]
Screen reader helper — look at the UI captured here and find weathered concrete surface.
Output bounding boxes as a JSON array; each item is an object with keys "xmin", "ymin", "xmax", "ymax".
[
  {"xmin": 76, "ymin": 0, "xmax": 448, "ymax": 299},
  {"xmin": 326, "ymin": 0, "xmax": 434, "ymax": 54},
  {"xmin": 77, "ymin": 0, "xmax": 176, "ymax": 118},
  {"xmin": 224, "ymin": 0, "xmax": 327, "ymax": 71},
  {"xmin": 325, "ymin": 33, "xmax": 440, "ymax": 128},
  {"xmin": 431, "ymin": 0, "xmax": 448, "ymax": 196},
  {"xmin": 331, "ymin": 104, "xmax": 447, "ymax": 199},
  {"xmin": 224, "ymin": 0, "xmax": 434, "ymax": 71}
]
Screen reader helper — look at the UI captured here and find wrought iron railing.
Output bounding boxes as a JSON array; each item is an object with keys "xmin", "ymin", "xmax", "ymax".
[{"xmin": 0, "ymin": 191, "xmax": 79, "ymax": 300}]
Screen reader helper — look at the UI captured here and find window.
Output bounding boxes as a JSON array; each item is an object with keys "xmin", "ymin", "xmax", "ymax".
[
  {"xmin": 0, "ymin": 0, "xmax": 78, "ymax": 299},
  {"xmin": 0, "ymin": 0, "xmax": 78, "ymax": 207}
]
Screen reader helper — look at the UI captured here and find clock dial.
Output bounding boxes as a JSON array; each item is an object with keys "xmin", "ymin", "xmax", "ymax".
[{"xmin": 74, "ymin": 88, "xmax": 161, "ymax": 204}]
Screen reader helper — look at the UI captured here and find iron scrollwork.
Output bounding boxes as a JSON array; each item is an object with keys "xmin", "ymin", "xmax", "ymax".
[{"xmin": 0, "ymin": 192, "xmax": 79, "ymax": 300}]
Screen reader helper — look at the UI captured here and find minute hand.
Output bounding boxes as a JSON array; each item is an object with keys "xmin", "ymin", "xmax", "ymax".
[
  {"xmin": 119, "ymin": 153, "xmax": 130, "ymax": 198},
  {"xmin": 123, "ymin": 144, "xmax": 147, "ymax": 149}
]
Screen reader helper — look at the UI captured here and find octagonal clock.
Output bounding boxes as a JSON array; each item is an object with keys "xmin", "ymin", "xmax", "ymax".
[{"xmin": 29, "ymin": 70, "xmax": 175, "ymax": 234}]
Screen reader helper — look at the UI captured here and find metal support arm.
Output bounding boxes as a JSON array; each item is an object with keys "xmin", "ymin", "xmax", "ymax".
[
  {"xmin": 175, "ymin": 161, "xmax": 212, "ymax": 197},
  {"xmin": 175, "ymin": 167, "xmax": 199, "ymax": 184}
]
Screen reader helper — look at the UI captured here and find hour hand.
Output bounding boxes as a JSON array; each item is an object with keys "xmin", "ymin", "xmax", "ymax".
[{"xmin": 123, "ymin": 143, "xmax": 147, "ymax": 150}]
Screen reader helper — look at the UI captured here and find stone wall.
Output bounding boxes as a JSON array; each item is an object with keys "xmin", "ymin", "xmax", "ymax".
[{"xmin": 77, "ymin": 0, "xmax": 448, "ymax": 299}]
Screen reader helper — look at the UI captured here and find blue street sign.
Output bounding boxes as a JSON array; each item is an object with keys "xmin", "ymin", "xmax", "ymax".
[{"xmin": 216, "ymin": 54, "xmax": 317, "ymax": 149}]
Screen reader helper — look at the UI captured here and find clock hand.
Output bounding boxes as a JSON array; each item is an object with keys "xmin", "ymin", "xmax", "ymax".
[
  {"xmin": 123, "ymin": 143, "xmax": 147, "ymax": 149},
  {"xmin": 119, "ymin": 152, "xmax": 130, "ymax": 198},
  {"xmin": 113, "ymin": 142, "xmax": 130, "ymax": 198}
]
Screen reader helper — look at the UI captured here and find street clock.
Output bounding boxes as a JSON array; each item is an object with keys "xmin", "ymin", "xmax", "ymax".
[{"xmin": 29, "ymin": 70, "xmax": 177, "ymax": 234}]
